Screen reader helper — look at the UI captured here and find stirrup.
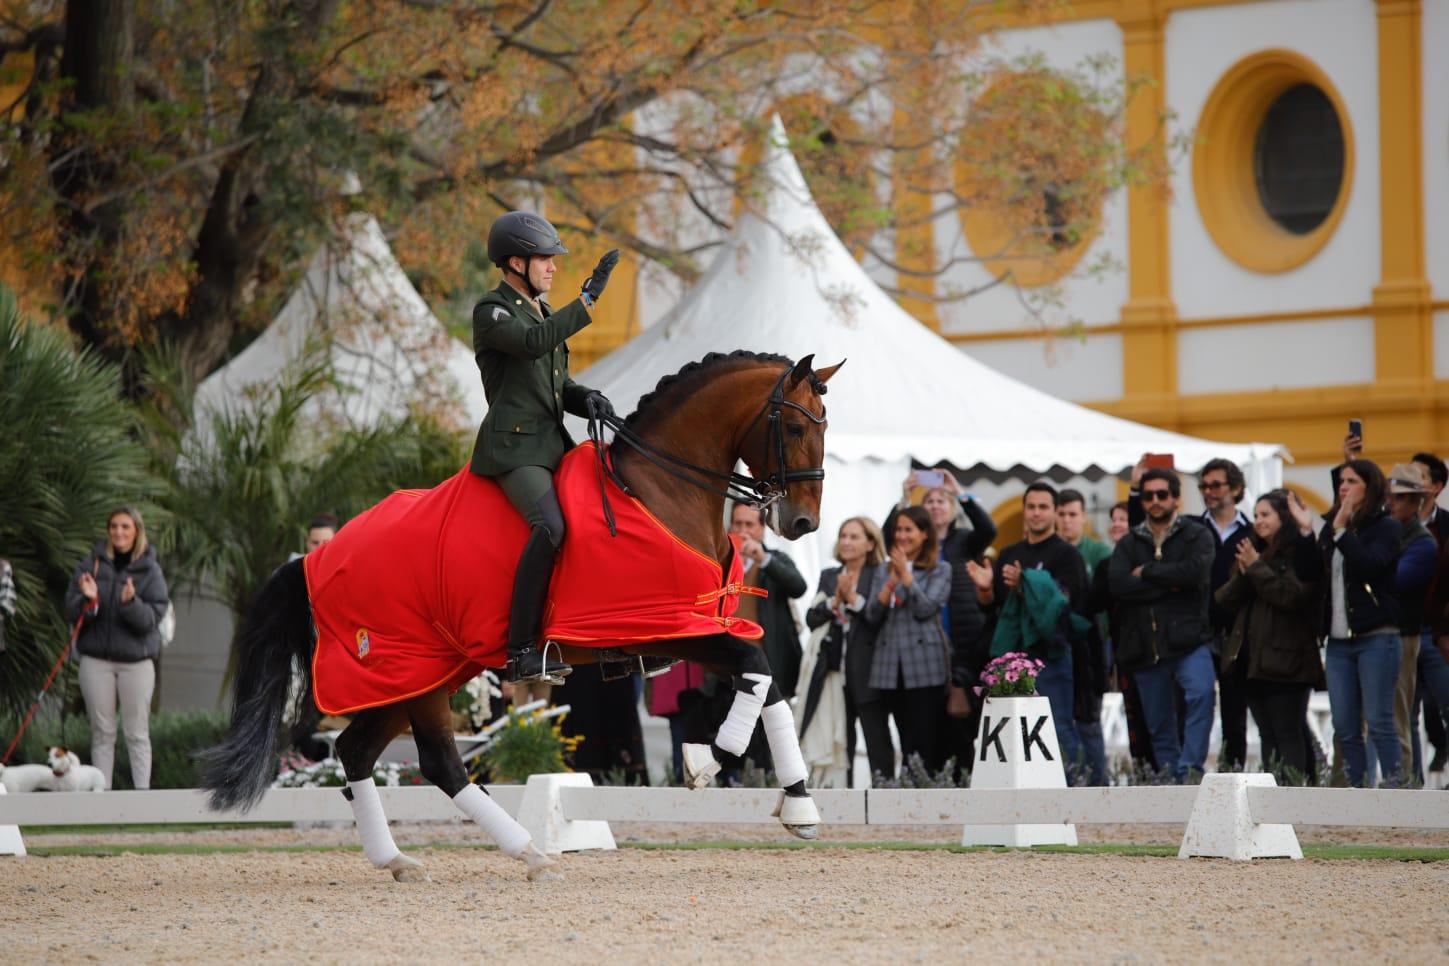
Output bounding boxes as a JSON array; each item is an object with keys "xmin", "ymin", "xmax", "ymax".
[
  {"xmin": 507, "ymin": 640, "xmax": 572, "ymax": 685},
  {"xmin": 638, "ymin": 656, "xmax": 680, "ymax": 679}
]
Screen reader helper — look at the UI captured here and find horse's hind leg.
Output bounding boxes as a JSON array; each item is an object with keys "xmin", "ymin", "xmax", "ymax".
[
  {"xmin": 334, "ymin": 704, "xmax": 428, "ymax": 882},
  {"xmin": 408, "ymin": 688, "xmax": 560, "ymax": 882}
]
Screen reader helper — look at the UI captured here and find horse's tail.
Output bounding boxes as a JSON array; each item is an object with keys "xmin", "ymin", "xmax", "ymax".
[{"xmin": 200, "ymin": 558, "xmax": 314, "ymax": 813}]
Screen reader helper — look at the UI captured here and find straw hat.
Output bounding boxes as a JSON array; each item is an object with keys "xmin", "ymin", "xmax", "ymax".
[{"xmin": 1387, "ymin": 463, "xmax": 1428, "ymax": 495}]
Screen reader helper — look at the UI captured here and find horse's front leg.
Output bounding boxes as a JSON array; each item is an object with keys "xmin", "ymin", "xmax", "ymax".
[
  {"xmin": 408, "ymin": 688, "xmax": 560, "ymax": 882},
  {"xmin": 648, "ymin": 636, "xmax": 820, "ymax": 840},
  {"xmin": 335, "ymin": 703, "xmax": 428, "ymax": 882}
]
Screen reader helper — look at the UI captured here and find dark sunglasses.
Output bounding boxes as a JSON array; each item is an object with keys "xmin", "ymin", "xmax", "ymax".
[
  {"xmin": 1198, "ymin": 481, "xmax": 1228, "ymax": 491},
  {"xmin": 1141, "ymin": 489, "xmax": 1174, "ymax": 503}
]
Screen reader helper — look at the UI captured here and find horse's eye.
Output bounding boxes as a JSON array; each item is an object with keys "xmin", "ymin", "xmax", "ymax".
[{"xmin": 786, "ymin": 423, "xmax": 806, "ymax": 438}]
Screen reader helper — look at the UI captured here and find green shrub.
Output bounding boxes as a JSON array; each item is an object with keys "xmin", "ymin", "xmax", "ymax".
[
  {"xmin": 478, "ymin": 707, "xmax": 578, "ymax": 783},
  {"xmin": 3, "ymin": 706, "xmax": 230, "ymax": 789}
]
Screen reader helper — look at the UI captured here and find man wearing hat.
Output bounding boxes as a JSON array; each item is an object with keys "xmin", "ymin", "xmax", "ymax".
[
  {"xmin": 471, "ymin": 211, "xmax": 620, "ymax": 684},
  {"xmin": 1386, "ymin": 463, "xmax": 1437, "ymax": 775}
]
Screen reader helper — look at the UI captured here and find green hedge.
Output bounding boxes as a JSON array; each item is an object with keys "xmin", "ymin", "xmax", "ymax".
[{"xmin": 4, "ymin": 708, "xmax": 230, "ymax": 790}]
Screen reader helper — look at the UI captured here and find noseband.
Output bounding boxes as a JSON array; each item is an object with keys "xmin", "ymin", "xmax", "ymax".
[{"xmin": 585, "ymin": 365, "xmax": 827, "ymax": 535}]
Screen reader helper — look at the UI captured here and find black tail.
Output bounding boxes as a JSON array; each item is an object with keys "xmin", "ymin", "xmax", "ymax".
[{"xmin": 200, "ymin": 558, "xmax": 314, "ymax": 812}]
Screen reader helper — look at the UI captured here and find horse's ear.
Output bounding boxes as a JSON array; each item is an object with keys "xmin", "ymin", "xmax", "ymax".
[
  {"xmin": 813, "ymin": 359, "xmax": 845, "ymax": 385},
  {"xmin": 788, "ymin": 354, "xmax": 816, "ymax": 388}
]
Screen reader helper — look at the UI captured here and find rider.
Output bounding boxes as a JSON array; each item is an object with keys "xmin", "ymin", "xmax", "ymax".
[{"xmin": 471, "ymin": 211, "xmax": 620, "ymax": 683}]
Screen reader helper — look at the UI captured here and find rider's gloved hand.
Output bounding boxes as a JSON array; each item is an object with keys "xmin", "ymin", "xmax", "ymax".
[
  {"xmin": 581, "ymin": 249, "xmax": 621, "ymax": 307},
  {"xmin": 584, "ymin": 390, "xmax": 614, "ymax": 418}
]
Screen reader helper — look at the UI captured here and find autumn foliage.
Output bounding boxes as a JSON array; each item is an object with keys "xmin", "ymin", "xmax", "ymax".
[{"xmin": 0, "ymin": 0, "xmax": 1166, "ymax": 394}]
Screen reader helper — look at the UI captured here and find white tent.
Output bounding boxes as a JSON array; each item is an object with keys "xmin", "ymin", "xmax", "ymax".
[
  {"xmin": 196, "ymin": 212, "xmax": 487, "ymax": 430},
  {"xmin": 576, "ymin": 117, "xmax": 1284, "ymax": 584}
]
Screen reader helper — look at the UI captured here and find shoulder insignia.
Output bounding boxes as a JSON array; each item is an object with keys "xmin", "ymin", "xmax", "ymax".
[{"xmin": 492, "ymin": 307, "xmax": 508, "ymax": 321}]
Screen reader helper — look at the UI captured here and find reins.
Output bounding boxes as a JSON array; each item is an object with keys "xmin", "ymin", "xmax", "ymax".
[{"xmin": 585, "ymin": 363, "xmax": 827, "ymax": 536}]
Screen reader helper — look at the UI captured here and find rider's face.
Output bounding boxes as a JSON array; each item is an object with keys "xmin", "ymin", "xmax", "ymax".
[{"xmin": 526, "ymin": 255, "xmax": 555, "ymax": 294}]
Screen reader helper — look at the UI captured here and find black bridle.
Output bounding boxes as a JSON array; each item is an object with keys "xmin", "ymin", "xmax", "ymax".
[{"xmin": 586, "ymin": 365, "xmax": 828, "ymax": 536}]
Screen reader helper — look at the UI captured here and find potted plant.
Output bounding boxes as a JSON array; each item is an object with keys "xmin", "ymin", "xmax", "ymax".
[{"xmin": 975, "ymin": 652, "xmax": 1046, "ymax": 700}]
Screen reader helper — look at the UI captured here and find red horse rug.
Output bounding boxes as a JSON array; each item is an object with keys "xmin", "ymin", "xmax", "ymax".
[{"xmin": 304, "ymin": 443, "xmax": 764, "ymax": 714}]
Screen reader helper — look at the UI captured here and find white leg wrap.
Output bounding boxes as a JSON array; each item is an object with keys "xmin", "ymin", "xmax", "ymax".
[
  {"xmin": 715, "ymin": 672, "xmax": 770, "ymax": 757},
  {"xmin": 453, "ymin": 783, "xmax": 531, "ymax": 858},
  {"xmin": 761, "ymin": 700, "xmax": 809, "ymax": 788},
  {"xmin": 346, "ymin": 779, "xmax": 402, "ymax": 868}
]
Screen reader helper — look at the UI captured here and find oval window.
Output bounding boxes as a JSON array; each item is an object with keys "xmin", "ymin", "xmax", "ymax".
[{"xmin": 1252, "ymin": 83, "xmax": 1345, "ymax": 235}]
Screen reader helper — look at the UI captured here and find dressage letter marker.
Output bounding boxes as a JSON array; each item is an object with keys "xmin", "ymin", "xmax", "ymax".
[{"xmin": 962, "ymin": 696, "xmax": 1077, "ymax": 848}]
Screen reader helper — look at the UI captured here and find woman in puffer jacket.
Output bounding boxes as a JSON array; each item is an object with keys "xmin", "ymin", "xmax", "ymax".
[
  {"xmin": 1215, "ymin": 490, "xmax": 1323, "ymax": 783},
  {"xmin": 64, "ymin": 507, "xmax": 170, "ymax": 790}
]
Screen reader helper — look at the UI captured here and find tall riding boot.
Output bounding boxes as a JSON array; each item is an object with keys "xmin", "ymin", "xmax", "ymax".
[{"xmin": 506, "ymin": 528, "xmax": 572, "ymax": 684}]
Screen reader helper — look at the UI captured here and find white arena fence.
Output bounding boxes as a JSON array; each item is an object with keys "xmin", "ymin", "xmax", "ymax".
[{"xmin": 2, "ymin": 777, "xmax": 1447, "ymax": 862}]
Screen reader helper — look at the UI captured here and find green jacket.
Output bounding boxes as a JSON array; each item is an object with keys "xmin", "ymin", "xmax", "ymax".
[
  {"xmin": 991, "ymin": 569, "xmax": 1091, "ymax": 661},
  {"xmin": 468, "ymin": 281, "xmax": 596, "ymax": 476}
]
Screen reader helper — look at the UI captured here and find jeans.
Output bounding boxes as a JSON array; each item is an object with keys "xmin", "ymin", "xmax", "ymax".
[
  {"xmin": 1132, "ymin": 644, "xmax": 1216, "ymax": 782},
  {"xmin": 1325, "ymin": 633, "xmax": 1401, "ymax": 787},
  {"xmin": 1034, "ymin": 649, "xmax": 1082, "ymax": 781}
]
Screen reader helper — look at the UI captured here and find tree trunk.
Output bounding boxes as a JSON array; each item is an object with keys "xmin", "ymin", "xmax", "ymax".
[{"xmin": 54, "ymin": 0, "xmax": 136, "ymax": 368}]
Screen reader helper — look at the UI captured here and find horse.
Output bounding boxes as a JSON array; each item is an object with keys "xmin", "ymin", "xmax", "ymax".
[{"xmin": 201, "ymin": 350, "xmax": 842, "ymax": 882}]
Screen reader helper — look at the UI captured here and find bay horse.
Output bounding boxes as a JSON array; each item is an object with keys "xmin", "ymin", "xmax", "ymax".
[{"xmin": 201, "ymin": 351, "xmax": 841, "ymax": 882}]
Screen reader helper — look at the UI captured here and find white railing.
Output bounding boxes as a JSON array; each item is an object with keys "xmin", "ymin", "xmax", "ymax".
[{"xmin": 3, "ymin": 778, "xmax": 1446, "ymax": 861}]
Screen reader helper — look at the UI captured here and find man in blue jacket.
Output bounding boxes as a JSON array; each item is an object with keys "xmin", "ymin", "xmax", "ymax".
[{"xmin": 1108, "ymin": 468, "xmax": 1217, "ymax": 782}]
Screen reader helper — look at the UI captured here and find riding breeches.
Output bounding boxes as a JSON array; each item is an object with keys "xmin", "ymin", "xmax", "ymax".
[{"xmin": 496, "ymin": 465, "xmax": 566, "ymax": 547}]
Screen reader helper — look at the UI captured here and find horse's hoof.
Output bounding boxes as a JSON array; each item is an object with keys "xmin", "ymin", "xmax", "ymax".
[
  {"xmin": 775, "ymin": 791, "xmax": 821, "ymax": 838},
  {"xmin": 523, "ymin": 845, "xmax": 564, "ymax": 883},
  {"xmin": 681, "ymin": 743, "xmax": 720, "ymax": 790},
  {"xmin": 386, "ymin": 853, "xmax": 429, "ymax": 883}
]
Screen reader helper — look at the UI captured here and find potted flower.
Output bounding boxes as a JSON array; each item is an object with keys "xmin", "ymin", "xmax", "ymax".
[{"xmin": 975, "ymin": 652, "xmax": 1046, "ymax": 699}]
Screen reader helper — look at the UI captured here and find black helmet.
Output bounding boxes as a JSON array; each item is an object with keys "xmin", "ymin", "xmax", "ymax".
[{"xmin": 487, "ymin": 211, "xmax": 568, "ymax": 268}]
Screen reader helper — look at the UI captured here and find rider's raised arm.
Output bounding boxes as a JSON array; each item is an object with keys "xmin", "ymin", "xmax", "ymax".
[{"xmin": 472, "ymin": 293, "xmax": 592, "ymax": 361}]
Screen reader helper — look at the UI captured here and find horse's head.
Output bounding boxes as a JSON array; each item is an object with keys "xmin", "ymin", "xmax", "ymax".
[{"xmin": 745, "ymin": 354, "xmax": 844, "ymax": 541}]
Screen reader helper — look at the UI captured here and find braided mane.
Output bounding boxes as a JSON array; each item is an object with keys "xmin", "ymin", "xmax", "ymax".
[{"xmin": 623, "ymin": 350, "xmax": 805, "ymax": 431}]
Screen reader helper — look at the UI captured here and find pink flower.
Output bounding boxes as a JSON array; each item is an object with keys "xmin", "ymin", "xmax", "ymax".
[
  {"xmin": 984, "ymin": 674, "xmax": 998, "ymax": 685},
  {"xmin": 1005, "ymin": 671, "xmax": 1018, "ymax": 682},
  {"xmin": 973, "ymin": 686, "xmax": 984, "ymax": 696}
]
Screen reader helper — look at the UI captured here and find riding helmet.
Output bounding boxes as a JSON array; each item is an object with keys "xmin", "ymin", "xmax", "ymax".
[{"xmin": 487, "ymin": 211, "xmax": 569, "ymax": 268}]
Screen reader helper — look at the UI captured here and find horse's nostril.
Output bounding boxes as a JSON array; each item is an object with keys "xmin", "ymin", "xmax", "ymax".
[{"xmin": 791, "ymin": 516, "xmax": 815, "ymax": 538}]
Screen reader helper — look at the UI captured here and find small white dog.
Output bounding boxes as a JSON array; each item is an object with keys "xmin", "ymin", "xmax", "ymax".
[
  {"xmin": 0, "ymin": 761, "xmax": 55, "ymax": 794},
  {"xmin": 47, "ymin": 746, "xmax": 106, "ymax": 792}
]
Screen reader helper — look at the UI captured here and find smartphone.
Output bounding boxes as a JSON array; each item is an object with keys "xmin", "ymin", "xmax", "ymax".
[
  {"xmin": 915, "ymin": 469, "xmax": 945, "ymax": 488},
  {"xmin": 1348, "ymin": 418, "xmax": 1363, "ymax": 446},
  {"xmin": 1143, "ymin": 453, "xmax": 1175, "ymax": 470}
]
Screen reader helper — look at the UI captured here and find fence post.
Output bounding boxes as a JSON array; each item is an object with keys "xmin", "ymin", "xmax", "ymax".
[
  {"xmin": 0, "ymin": 786, "xmax": 25, "ymax": 857},
  {"xmin": 516, "ymin": 773, "xmax": 616, "ymax": 856},
  {"xmin": 1177, "ymin": 773, "xmax": 1301, "ymax": 861}
]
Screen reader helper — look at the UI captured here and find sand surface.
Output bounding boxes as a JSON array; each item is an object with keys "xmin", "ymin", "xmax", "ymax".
[{"xmin": 8, "ymin": 827, "xmax": 1448, "ymax": 963}]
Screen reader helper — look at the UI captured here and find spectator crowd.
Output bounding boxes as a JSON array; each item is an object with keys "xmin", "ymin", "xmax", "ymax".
[{"xmin": 652, "ymin": 436, "xmax": 1449, "ymax": 790}]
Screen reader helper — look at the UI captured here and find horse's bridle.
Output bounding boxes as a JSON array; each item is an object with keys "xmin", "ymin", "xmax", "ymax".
[{"xmin": 586, "ymin": 364, "xmax": 828, "ymax": 535}]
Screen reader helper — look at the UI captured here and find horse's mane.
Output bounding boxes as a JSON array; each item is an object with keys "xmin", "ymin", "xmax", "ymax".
[{"xmin": 622, "ymin": 350, "xmax": 797, "ymax": 431}]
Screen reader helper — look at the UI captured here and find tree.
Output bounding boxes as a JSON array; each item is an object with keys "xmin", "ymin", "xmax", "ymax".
[
  {"xmin": 0, "ymin": 0, "xmax": 1165, "ymax": 393},
  {"xmin": 0, "ymin": 286, "xmax": 158, "ymax": 721}
]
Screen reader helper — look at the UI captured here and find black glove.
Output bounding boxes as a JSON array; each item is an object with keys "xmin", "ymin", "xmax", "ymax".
[
  {"xmin": 581, "ymin": 249, "xmax": 621, "ymax": 305},
  {"xmin": 585, "ymin": 390, "xmax": 614, "ymax": 418}
]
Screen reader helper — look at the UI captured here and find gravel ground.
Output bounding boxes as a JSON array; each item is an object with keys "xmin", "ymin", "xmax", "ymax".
[{"xmin": 7, "ymin": 845, "xmax": 1447, "ymax": 964}]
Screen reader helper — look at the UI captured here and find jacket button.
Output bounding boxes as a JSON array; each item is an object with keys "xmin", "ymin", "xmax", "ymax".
[
  {"xmin": 554, "ymin": 369, "xmax": 559, "ymax": 376},
  {"xmin": 515, "ymin": 299, "xmax": 522, "ymax": 305},
  {"xmin": 514, "ymin": 425, "xmax": 521, "ymax": 432}
]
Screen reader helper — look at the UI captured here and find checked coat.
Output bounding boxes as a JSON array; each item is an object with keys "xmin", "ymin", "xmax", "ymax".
[{"xmin": 860, "ymin": 560, "xmax": 953, "ymax": 690}]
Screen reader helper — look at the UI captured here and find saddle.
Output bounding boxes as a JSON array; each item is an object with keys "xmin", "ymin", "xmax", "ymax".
[{"xmin": 305, "ymin": 443, "xmax": 765, "ymax": 715}]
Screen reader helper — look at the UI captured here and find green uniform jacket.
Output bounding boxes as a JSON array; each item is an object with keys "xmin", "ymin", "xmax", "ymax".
[{"xmin": 469, "ymin": 281, "xmax": 596, "ymax": 476}]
